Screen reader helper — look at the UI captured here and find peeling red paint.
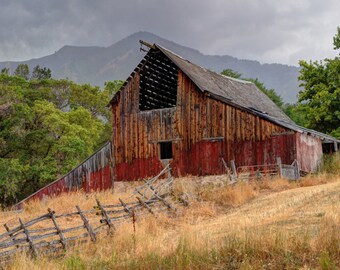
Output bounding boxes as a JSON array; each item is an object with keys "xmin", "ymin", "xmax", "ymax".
[
  {"xmin": 15, "ymin": 165, "xmax": 112, "ymax": 209},
  {"xmin": 114, "ymin": 134, "xmax": 298, "ymax": 181},
  {"xmin": 114, "ymin": 156, "xmax": 163, "ymax": 181},
  {"xmin": 295, "ymin": 133, "xmax": 323, "ymax": 172},
  {"xmin": 85, "ymin": 165, "xmax": 112, "ymax": 192},
  {"xmin": 172, "ymin": 140, "xmax": 223, "ymax": 177}
]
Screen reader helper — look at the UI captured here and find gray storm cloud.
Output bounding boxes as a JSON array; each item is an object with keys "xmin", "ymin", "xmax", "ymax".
[{"xmin": 0, "ymin": 0, "xmax": 339, "ymax": 65}]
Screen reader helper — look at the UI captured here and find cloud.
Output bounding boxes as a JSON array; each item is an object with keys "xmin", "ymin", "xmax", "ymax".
[{"xmin": 0, "ymin": 0, "xmax": 339, "ymax": 65}]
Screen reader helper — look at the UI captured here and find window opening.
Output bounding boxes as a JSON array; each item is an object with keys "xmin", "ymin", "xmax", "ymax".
[{"xmin": 160, "ymin": 141, "xmax": 173, "ymax": 160}]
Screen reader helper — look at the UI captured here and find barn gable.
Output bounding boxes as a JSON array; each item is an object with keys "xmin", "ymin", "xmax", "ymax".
[{"xmin": 110, "ymin": 44, "xmax": 291, "ymax": 122}]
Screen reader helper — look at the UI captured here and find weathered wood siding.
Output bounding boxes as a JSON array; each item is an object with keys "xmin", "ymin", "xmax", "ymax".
[
  {"xmin": 295, "ymin": 133, "xmax": 323, "ymax": 172},
  {"xmin": 112, "ymin": 70, "xmax": 297, "ymax": 180}
]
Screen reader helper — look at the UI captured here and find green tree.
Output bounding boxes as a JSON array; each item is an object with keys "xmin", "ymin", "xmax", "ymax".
[
  {"xmin": 248, "ymin": 78, "xmax": 284, "ymax": 109},
  {"xmin": 0, "ymin": 159, "xmax": 26, "ymax": 206},
  {"xmin": 1, "ymin": 67, "xmax": 9, "ymax": 74},
  {"xmin": 31, "ymin": 65, "xmax": 52, "ymax": 80},
  {"xmin": 0, "ymin": 74, "xmax": 116, "ymax": 206},
  {"xmin": 333, "ymin": 26, "xmax": 340, "ymax": 50},
  {"xmin": 221, "ymin": 69, "xmax": 242, "ymax": 79},
  {"xmin": 104, "ymin": 80, "xmax": 124, "ymax": 96},
  {"xmin": 69, "ymin": 84, "xmax": 109, "ymax": 118},
  {"xmin": 282, "ymin": 103, "xmax": 308, "ymax": 127},
  {"xmin": 297, "ymin": 27, "xmax": 340, "ymax": 138},
  {"xmin": 14, "ymin": 64, "xmax": 30, "ymax": 80}
]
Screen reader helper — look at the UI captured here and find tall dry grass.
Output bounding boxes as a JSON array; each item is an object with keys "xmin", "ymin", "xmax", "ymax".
[
  {"xmin": 1, "ymin": 171, "xmax": 340, "ymax": 269},
  {"xmin": 6, "ymin": 209, "xmax": 340, "ymax": 269}
]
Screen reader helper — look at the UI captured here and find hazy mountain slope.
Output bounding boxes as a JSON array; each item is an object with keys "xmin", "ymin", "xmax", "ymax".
[{"xmin": 0, "ymin": 31, "xmax": 300, "ymax": 102}]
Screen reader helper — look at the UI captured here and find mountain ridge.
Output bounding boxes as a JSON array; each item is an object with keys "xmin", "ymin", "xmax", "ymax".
[{"xmin": 0, "ymin": 31, "xmax": 300, "ymax": 103}]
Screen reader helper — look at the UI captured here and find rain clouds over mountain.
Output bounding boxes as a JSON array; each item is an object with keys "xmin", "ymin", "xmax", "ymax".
[{"xmin": 0, "ymin": 32, "xmax": 301, "ymax": 102}]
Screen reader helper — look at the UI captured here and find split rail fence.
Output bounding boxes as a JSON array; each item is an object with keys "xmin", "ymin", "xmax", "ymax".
[{"xmin": 0, "ymin": 164, "xmax": 187, "ymax": 265}]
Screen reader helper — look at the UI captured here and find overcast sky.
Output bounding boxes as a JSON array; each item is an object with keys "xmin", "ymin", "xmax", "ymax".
[{"xmin": 0, "ymin": 0, "xmax": 339, "ymax": 65}]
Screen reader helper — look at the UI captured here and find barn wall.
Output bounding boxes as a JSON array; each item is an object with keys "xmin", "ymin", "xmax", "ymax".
[
  {"xmin": 112, "ymin": 70, "xmax": 298, "ymax": 180},
  {"xmin": 295, "ymin": 133, "xmax": 323, "ymax": 172}
]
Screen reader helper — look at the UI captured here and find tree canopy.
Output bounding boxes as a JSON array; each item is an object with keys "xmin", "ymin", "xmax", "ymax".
[
  {"xmin": 0, "ymin": 73, "xmax": 122, "ymax": 206},
  {"xmin": 14, "ymin": 64, "xmax": 30, "ymax": 80},
  {"xmin": 31, "ymin": 65, "xmax": 52, "ymax": 80},
  {"xmin": 297, "ymin": 26, "xmax": 340, "ymax": 138}
]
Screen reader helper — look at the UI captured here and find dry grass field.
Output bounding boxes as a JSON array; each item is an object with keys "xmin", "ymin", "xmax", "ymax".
[{"xmin": 1, "ymin": 159, "xmax": 340, "ymax": 269}]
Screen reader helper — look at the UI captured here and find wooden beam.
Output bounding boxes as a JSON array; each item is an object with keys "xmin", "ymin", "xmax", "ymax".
[
  {"xmin": 136, "ymin": 197, "xmax": 154, "ymax": 214},
  {"xmin": 19, "ymin": 218, "xmax": 38, "ymax": 257},
  {"xmin": 48, "ymin": 208, "xmax": 67, "ymax": 249},
  {"xmin": 139, "ymin": 40, "xmax": 156, "ymax": 49},
  {"xmin": 96, "ymin": 199, "xmax": 115, "ymax": 230},
  {"xmin": 76, "ymin": 205, "xmax": 96, "ymax": 242},
  {"xmin": 119, "ymin": 198, "xmax": 133, "ymax": 217}
]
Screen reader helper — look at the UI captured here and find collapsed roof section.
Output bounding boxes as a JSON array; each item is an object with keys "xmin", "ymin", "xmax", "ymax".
[
  {"xmin": 139, "ymin": 49, "xmax": 178, "ymax": 111},
  {"xmin": 155, "ymin": 44, "xmax": 292, "ymax": 123}
]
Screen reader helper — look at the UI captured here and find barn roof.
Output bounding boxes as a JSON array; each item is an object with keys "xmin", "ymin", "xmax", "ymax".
[
  {"xmin": 155, "ymin": 44, "xmax": 292, "ymax": 123},
  {"xmin": 109, "ymin": 42, "xmax": 340, "ymax": 144},
  {"xmin": 156, "ymin": 44, "xmax": 339, "ymax": 144},
  {"xmin": 256, "ymin": 112, "xmax": 339, "ymax": 143}
]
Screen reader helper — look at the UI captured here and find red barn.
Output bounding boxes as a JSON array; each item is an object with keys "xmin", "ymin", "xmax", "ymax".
[
  {"xmin": 109, "ymin": 41, "xmax": 339, "ymax": 181},
  {"xmin": 15, "ymin": 41, "xmax": 339, "ymax": 208}
]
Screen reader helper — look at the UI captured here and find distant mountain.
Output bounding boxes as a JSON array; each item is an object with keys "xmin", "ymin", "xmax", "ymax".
[{"xmin": 0, "ymin": 31, "xmax": 300, "ymax": 103}]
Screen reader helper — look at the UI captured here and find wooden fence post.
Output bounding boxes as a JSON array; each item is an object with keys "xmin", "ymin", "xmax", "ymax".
[
  {"xmin": 221, "ymin": 158, "xmax": 229, "ymax": 172},
  {"xmin": 19, "ymin": 218, "xmax": 38, "ymax": 257},
  {"xmin": 119, "ymin": 198, "xmax": 133, "ymax": 217},
  {"xmin": 276, "ymin": 157, "xmax": 282, "ymax": 177},
  {"xmin": 76, "ymin": 205, "xmax": 96, "ymax": 242},
  {"xmin": 154, "ymin": 194, "xmax": 175, "ymax": 211},
  {"xmin": 230, "ymin": 160, "xmax": 237, "ymax": 178},
  {"xmin": 4, "ymin": 224, "xmax": 19, "ymax": 249},
  {"xmin": 48, "ymin": 208, "xmax": 67, "ymax": 249},
  {"xmin": 96, "ymin": 199, "xmax": 115, "ymax": 231},
  {"xmin": 136, "ymin": 197, "xmax": 154, "ymax": 214}
]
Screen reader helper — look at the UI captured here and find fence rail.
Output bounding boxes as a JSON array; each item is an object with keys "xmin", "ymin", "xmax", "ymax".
[{"xmin": 0, "ymin": 164, "xmax": 187, "ymax": 265}]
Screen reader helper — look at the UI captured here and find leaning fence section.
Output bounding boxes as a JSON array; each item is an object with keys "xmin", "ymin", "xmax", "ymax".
[
  {"xmin": 222, "ymin": 157, "xmax": 300, "ymax": 182},
  {"xmin": 0, "ymin": 164, "xmax": 187, "ymax": 264}
]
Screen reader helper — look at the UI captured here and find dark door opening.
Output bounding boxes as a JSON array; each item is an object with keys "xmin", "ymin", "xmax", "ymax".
[{"xmin": 160, "ymin": 141, "xmax": 173, "ymax": 159}]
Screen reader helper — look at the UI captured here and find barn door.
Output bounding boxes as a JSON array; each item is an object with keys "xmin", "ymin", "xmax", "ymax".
[{"xmin": 200, "ymin": 140, "xmax": 223, "ymax": 175}]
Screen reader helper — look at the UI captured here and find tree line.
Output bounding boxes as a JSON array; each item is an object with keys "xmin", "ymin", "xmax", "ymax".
[
  {"xmin": 0, "ymin": 66, "xmax": 123, "ymax": 206},
  {"xmin": 1, "ymin": 64, "xmax": 52, "ymax": 81}
]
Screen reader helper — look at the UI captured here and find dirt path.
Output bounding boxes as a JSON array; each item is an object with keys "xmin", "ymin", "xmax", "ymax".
[{"xmin": 196, "ymin": 180, "xmax": 340, "ymax": 238}]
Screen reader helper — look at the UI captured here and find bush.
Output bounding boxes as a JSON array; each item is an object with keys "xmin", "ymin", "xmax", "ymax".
[{"xmin": 318, "ymin": 153, "xmax": 340, "ymax": 174}]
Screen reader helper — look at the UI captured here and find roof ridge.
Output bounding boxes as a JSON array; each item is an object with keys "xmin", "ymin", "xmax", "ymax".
[{"xmin": 155, "ymin": 43, "xmax": 253, "ymax": 85}]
